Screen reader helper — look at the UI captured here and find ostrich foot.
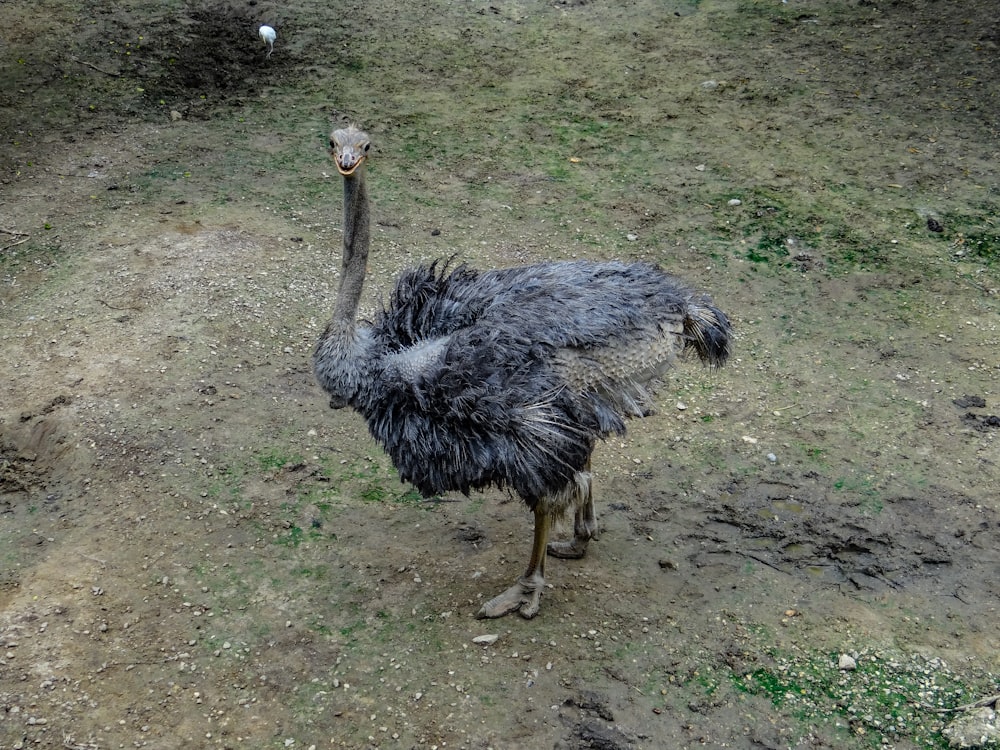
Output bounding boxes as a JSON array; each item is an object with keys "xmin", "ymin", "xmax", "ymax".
[
  {"xmin": 546, "ymin": 503, "xmax": 599, "ymax": 559},
  {"xmin": 476, "ymin": 575, "xmax": 544, "ymax": 619},
  {"xmin": 546, "ymin": 537, "xmax": 590, "ymax": 559}
]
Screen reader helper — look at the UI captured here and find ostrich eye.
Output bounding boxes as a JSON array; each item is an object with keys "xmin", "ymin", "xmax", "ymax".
[
  {"xmin": 329, "ymin": 139, "xmax": 337, "ymax": 150},
  {"xmin": 363, "ymin": 142, "xmax": 371, "ymax": 152}
]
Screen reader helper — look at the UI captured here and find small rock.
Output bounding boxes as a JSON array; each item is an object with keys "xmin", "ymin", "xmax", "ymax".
[
  {"xmin": 473, "ymin": 634, "xmax": 499, "ymax": 645},
  {"xmin": 695, "ymin": 164, "xmax": 706, "ymax": 172},
  {"xmin": 766, "ymin": 453, "xmax": 777, "ymax": 463},
  {"xmin": 170, "ymin": 110, "xmax": 183, "ymax": 121},
  {"xmin": 676, "ymin": 401, "xmax": 687, "ymax": 410},
  {"xmin": 838, "ymin": 654, "xmax": 857, "ymax": 671},
  {"xmin": 700, "ymin": 80, "xmax": 718, "ymax": 89},
  {"xmin": 626, "ymin": 233, "xmax": 638, "ymax": 241},
  {"xmin": 727, "ymin": 198, "xmax": 742, "ymax": 206}
]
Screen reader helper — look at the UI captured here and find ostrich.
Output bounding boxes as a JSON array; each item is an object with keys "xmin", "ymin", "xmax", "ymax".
[
  {"xmin": 258, "ymin": 25, "xmax": 276, "ymax": 58},
  {"xmin": 314, "ymin": 125, "xmax": 731, "ymax": 619}
]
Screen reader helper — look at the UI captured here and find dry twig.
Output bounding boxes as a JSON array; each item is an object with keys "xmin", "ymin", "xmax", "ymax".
[
  {"xmin": 1, "ymin": 229, "xmax": 29, "ymax": 252},
  {"xmin": 922, "ymin": 693, "xmax": 1000, "ymax": 714},
  {"xmin": 69, "ymin": 55, "xmax": 121, "ymax": 77}
]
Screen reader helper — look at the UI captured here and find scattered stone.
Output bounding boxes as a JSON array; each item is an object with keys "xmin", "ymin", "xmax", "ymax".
[
  {"xmin": 473, "ymin": 634, "xmax": 499, "ymax": 645},
  {"xmin": 727, "ymin": 198, "xmax": 742, "ymax": 206},
  {"xmin": 838, "ymin": 654, "xmax": 857, "ymax": 671},
  {"xmin": 626, "ymin": 233, "xmax": 638, "ymax": 242},
  {"xmin": 766, "ymin": 453, "xmax": 777, "ymax": 463}
]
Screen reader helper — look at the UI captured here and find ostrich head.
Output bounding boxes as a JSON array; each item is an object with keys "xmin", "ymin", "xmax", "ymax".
[{"xmin": 330, "ymin": 126, "xmax": 371, "ymax": 177}]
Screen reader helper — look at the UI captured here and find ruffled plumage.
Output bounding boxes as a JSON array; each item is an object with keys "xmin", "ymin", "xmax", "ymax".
[{"xmin": 344, "ymin": 260, "xmax": 731, "ymax": 507}]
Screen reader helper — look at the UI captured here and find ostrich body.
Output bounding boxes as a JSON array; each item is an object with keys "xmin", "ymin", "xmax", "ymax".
[{"xmin": 314, "ymin": 125, "xmax": 732, "ymax": 619}]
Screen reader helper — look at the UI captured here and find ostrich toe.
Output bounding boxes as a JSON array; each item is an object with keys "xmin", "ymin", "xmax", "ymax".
[
  {"xmin": 546, "ymin": 537, "xmax": 590, "ymax": 559},
  {"xmin": 476, "ymin": 574, "xmax": 544, "ymax": 619},
  {"xmin": 547, "ymin": 487, "xmax": 598, "ymax": 559}
]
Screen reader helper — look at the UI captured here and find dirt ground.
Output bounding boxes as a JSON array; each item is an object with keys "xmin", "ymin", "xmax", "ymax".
[{"xmin": 1, "ymin": 0, "xmax": 998, "ymax": 748}]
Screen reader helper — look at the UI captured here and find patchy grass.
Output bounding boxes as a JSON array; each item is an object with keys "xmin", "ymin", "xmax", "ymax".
[{"xmin": 732, "ymin": 646, "xmax": 997, "ymax": 749}]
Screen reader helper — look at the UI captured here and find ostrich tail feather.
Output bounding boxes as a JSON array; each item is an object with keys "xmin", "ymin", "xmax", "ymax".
[{"xmin": 683, "ymin": 300, "xmax": 732, "ymax": 368}]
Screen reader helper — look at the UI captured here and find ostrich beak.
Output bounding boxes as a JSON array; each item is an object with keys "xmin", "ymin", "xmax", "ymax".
[{"xmin": 335, "ymin": 152, "xmax": 365, "ymax": 176}]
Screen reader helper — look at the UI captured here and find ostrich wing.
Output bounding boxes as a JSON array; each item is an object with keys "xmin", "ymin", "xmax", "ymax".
[{"xmin": 382, "ymin": 260, "xmax": 692, "ymax": 412}]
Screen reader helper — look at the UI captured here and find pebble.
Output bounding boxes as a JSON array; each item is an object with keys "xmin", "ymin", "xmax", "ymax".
[
  {"xmin": 728, "ymin": 198, "xmax": 742, "ymax": 206},
  {"xmin": 838, "ymin": 654, "xmax": 857, "ymax": 671},
  {"xmin": 473, "ymin": 634, "xmax": 499, "ymax": 645},
  {"xmin": 626, "ymin": 233, "xmax": 638, "ymax": 242},
  {"xmin": 766, "ymin": 453, "xmax": 777, "ymax": 463}
]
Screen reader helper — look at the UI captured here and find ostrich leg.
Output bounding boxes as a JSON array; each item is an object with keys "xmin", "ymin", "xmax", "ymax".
[
  {"xmin": 547, "ymin": 460, "xmax": 598, "ymax": 559},
  {"xmin": 477, "ymin": 505, "xmax": 551, "ymax": 619}
]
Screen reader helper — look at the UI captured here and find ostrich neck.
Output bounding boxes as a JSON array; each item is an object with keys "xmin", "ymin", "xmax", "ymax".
[{"xmin": 333, "ymin": 171, "xmax": 370, "ymax": 327}]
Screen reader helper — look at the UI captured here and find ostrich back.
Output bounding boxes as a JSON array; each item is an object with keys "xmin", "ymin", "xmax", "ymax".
[{"xmin": 356, "ymin": 260, "xmax": 729, "ymax": 506}]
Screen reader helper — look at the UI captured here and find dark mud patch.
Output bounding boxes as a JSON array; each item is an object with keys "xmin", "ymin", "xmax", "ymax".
[
  {"xmin": 0, "ymin": 410, "xmax": 82, "ymax": 501},
  {"xmin": 649, "ymin": 472, "xmax": 1000, "ymax": 602},
  {"xmin": 556, "ymin": 692, "xmax": 636, "ymax": 750},
  {"xmin": 0, "ymin": 408, "xmax": 91, "ymax": 603},
  {"xmin": 0, "ymin": 0, "xmax": 302, "ymax": 163},
  {"xmin": 78, "ymin": 1, "xmax": 300, "ymax": 114}
]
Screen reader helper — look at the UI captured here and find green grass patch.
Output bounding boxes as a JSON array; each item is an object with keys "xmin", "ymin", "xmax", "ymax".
[
  {"xmin": 256, "ymin": 448, "xmax": 304, "ymax": 472},
  {"xmin": 732, "ymin": 647, "xmax": 995, "ymax": 749}
]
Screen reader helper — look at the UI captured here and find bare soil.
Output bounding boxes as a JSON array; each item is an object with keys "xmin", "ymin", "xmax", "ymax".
[{"xmin": 1, "ymin": 1, "xmax": 998, "ymax": 749}]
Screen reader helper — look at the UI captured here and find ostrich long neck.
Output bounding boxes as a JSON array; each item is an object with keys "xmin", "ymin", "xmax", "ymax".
[{"xmin": 333, "ymin": 170, "xmax": 370, "ymax": 327}]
